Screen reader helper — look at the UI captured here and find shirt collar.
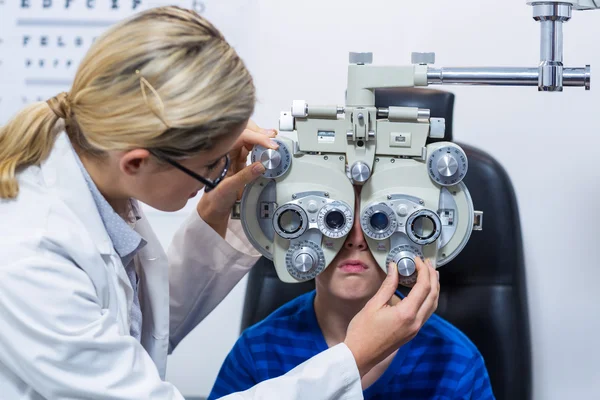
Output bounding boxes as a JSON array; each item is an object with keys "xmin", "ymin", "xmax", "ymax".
[{"xmin": 73, "ymin": 153, "xmax": 147, "ymax": 260}]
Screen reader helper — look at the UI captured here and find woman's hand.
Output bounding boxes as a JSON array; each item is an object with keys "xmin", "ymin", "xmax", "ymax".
[
  {"xmin": 344, "ymin": 257, "xmax": 440, "ymax": 377},
  {"xmin": 197, "ymin": 120, "xmax": 278, "ymax": 237}
]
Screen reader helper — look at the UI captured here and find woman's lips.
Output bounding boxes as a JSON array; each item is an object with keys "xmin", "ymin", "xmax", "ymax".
[{"xmin": 338, "ymin": 260, "xmax": 368, "ymax": 273}]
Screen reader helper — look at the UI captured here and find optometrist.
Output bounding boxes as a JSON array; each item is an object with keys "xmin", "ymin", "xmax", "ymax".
[{"xmin": 0, "ymin": 6, "xmax": 440, "ymax": 400}]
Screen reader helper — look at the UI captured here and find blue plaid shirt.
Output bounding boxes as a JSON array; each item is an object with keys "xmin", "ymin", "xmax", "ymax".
[
  {"xmin": 209, "ymin": 290, "xmax": 495, "ymax": 400},
  {"xmin": 74, "ymin": 153, "xmax": 146, "ymax": 341}
]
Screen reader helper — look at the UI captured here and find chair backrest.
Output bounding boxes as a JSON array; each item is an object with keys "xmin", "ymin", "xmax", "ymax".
[{"xmin": 240, "ymin": 88, "xmax": 532, "ymax": 400}]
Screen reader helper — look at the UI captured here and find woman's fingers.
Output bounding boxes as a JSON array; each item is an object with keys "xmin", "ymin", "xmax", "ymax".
[
  {"xmin": 366, "ymin": 262, "xmax": 399, "ymax": 310},
  {"xmin": 232, "ymin": 127, "xmax": 278, "ymax": 153},
  {"xmin": 246, "ymin": 119, "xmax": 277, "ymax": 135}
]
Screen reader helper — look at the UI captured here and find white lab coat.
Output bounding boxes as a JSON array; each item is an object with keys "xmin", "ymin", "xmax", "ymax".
[{"xmin": 0, "ymin": 133, "xmax": 363, "ymax": 399}]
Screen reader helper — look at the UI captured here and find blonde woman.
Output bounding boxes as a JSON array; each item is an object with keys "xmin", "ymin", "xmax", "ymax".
[{"xmin": 0, "ymin": 6, "xmax": 439, "ymax": 400}]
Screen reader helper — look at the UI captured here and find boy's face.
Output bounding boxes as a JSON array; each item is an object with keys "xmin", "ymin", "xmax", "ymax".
[{"xmin": 315, "ymin": 186, "xmax": 388, "ymax": 302}]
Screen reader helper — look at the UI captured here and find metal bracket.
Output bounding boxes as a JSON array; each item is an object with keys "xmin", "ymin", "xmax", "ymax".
[
  {"xmin": 231, "ymin": 200, "xmax": 242, "ymax": 220},
  {"xmin": 473, "ymin": 211, "xmax": 484, "ymax": 231},
  {"xmin": 353, "ymin": 109, "xmax": 368, "ymax": 140},
  {"xmin": 429, "ymin": 118, "xmax": 446, "ymax": 139}
]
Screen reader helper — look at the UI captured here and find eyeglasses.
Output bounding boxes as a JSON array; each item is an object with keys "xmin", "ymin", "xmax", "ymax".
[{"xmin": 150, "ymin": 150, "xmax": 230, "ymax": 193}]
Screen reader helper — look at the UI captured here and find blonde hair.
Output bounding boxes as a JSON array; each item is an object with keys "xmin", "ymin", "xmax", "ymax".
[{"xmin": 0, "ymin": 6, "xmax": 255, "ymax": 199}]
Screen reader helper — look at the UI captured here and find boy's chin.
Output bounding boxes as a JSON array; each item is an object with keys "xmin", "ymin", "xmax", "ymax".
[{"xmin": 330, "ymin": 282, "xmax": 379, "ymax": 302}]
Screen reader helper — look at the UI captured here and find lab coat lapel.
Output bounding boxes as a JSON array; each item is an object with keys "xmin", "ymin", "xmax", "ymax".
[
  {"xmin": 40, "ymin": 132, "xmax": 133, "ymax": 332},
  {"xmin": 40, "ymin": 132, "xmax": 170, "ymax": 375},
  {"xmin": 134, "ymin": 210, "xmax": 170, "ymax": 378}
]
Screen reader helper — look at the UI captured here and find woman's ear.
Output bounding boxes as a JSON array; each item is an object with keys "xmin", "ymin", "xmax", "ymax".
[{"xmin": 119, "ymin": 149, "xmax": 152, "ymax": 176}]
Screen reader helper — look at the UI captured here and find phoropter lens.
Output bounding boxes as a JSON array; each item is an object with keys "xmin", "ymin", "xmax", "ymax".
[
  {"xmin": 412, "ymin": 215, "xmax": 435, "ymax": 240},
  {"xmin": 325, "ymin": 210, "xmax": 345, "ymax": 230},
  {"xmin": 370, "ymin": 212, "xmax": 389, "ymax": 231},
  {"xmin": 278, "ymin": 209, "xmax": 303, "ymax": 234}
]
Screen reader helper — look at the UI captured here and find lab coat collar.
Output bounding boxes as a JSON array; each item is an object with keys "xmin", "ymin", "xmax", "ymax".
[
  {"xmin": 40, "ymin": 132, "xmax": 114, "ymax": 255},
  {"xmin": 72, "ymin": 149, "xmax": 146, "ymax": 260}
]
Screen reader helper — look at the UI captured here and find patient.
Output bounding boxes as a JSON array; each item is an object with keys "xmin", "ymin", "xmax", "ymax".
[{"xmin": 208, "ymin": 186, "xmax": 495, "ymax": 399}]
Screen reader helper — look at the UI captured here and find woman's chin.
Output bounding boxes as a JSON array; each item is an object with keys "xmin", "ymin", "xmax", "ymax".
[{"xmin": 145, "ymin": 198, "xmax": 188, "ymax": 213}]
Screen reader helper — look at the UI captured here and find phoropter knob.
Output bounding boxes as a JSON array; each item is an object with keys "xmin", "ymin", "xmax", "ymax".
[
  {"xmin": 251, "ymin": 138, "xmax": 292, "ymax": 179},
  {"xmin": 427, "ymin": 144, "xmax": 468, "ymax": 186}
]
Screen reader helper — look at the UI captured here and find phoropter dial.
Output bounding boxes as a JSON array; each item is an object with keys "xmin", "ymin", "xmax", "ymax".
[
  {"xmin": 360, "ymin": 203, "xmax": 398, "ymax": 240},
  {"xmin": 386, "ymin": 244, "xmax": 424, "ymax": 287},
  {"xmin": 285, "ymin": 240, "xmax": 326, "ymax": 281},
  {"xmin": 427, "ymin": 144, "xmax": 468, "ymax": 186},
  {"xmin": 251, "ymin": 138, "xmax": 292, "ymax": 179},
  {"xmin": 317, "ymin": 201, "xmax": 354, "ymax": 239}
]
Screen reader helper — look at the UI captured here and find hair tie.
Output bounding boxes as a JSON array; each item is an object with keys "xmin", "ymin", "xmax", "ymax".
[{"xmin": 46, "ymin": 92, "xmax": 70, "ymax": 119}]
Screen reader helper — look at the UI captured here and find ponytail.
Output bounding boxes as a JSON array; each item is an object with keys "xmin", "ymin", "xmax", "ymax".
[{"xmin": 0, "ymin": 93, "xmax": 68, "ymax": 199}]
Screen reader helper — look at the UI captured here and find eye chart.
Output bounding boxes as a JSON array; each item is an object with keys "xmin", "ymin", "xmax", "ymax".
[{"xmin": 0, "ymin": 0, "xmax": 256, "ymax": 124}]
